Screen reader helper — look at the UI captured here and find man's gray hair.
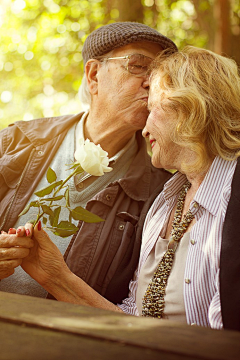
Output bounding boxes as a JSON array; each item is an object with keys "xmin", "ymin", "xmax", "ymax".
[
  {"xmin": 78, "ymin": 74, "xmax": 91, "ymax": 111},
  {"xmin": 78, "ymin": 52, "xmax": 112, "ymax": 111}
]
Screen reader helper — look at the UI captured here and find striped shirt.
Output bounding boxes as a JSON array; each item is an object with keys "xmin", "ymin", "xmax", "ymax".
[{"xmin": 119, "ymin": 156, "xmax": 237, "ymax": 329}]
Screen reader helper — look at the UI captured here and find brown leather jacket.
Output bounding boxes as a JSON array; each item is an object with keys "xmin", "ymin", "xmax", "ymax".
[{"xmin": 0, "ymin": 113, "xmax": 171, "ymax": 303}]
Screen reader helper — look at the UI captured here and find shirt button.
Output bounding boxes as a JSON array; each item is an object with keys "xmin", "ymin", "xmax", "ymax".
[
  {"xmin": 78, "ymin": 183, "xmax": 84, "ymax": 189},
  {"xmin": 191, "ymin": 323, "xmax": 197, "ymax": 326},
  {"xmin": 106, "ymin": 194, "xmax": 111, "ymax": 201},
  {"xmin": 185, "ymin": 278, "xmax": 191, "ymax": 284},
  {"xmin": 38, "ymin": 150, "xmax": 44, "ymax": 155},
  {"xmin": 190, "ymin": 239, "xmax": 196, "ymax": 245},
  {"xmin": 119, "ymin": 224, "xmax": 125, "ymax": 231},
  {"xmin": 193, "ymin": 202, "xmax": 199, "ymax": 208}
]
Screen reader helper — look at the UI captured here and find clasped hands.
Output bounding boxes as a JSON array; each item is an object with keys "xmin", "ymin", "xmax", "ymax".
[
  {"xmin": 0, "ymin": 222, "xmax": 70, "ymax": 291},
  {"xmin": 0, "ymin": 222, "xmax": 124, "ymax": 311}
]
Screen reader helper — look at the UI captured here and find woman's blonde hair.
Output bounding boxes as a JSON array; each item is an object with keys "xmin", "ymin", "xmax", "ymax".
[{"xmin": 150, "ymin": 46, "xmax": 240, "ymax": 172}]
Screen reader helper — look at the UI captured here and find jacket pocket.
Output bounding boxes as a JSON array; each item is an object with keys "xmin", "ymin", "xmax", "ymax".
[{"xmin": 96, "ymin": 212, "xmax": 139, "ymax": 289}]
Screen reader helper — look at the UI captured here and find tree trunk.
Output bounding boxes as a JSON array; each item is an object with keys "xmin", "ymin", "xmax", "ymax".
[
  {"xmin": 192, "ymin": 0, "xmax": 215, "ymax": 50},
  {"xmin": 214, "ymin": 0, "xmax": 231, "ymax": 55},
  {"xmin": 114, "ymin": 0, "xmax": 144, "ymax": 23}
]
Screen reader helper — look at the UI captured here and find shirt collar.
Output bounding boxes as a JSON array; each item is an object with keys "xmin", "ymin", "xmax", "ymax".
[
  {"xmin": 162, "ymin": 172, "xmax": 187, "ymax": 201},
  {"xmin": 194, "ymin": 156, "xmax": 236, "ymax": 216},
  {"xmin": 162, "ymin": 156, "xmax": 236, "ymax": 217}
]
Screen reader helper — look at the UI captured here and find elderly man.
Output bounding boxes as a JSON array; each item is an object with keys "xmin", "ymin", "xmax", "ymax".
[{"xmin": 0, "ymin": 22, "xmax": 176, "ymax": 303}]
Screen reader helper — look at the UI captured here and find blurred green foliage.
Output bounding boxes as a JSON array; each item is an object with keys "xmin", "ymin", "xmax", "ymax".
[
  {"xmin": 0, "ymin": 0, "xmax": 100, "ymax": 129},
  {"xmin": 0, "ymin": 0, "xmax": 239, "ymax": 130}
]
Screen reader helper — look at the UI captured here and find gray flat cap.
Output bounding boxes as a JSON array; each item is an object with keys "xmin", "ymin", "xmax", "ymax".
[{"xmin": 82, "ymin": 21, "xmax": 177, "ymax": 65}]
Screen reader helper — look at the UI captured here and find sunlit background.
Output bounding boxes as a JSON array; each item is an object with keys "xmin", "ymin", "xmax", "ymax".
[{"xmin": 0, "ymin": 0, "xmax": 239, "ymax": 129}]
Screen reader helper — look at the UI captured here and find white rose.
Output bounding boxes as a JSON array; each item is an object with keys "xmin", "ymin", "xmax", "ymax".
[{"xmin": 74, "ymin": 138, "xmax": 113, "ymax": 176}]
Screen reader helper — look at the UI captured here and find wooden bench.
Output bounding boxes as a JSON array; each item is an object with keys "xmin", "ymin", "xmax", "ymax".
[{"xmin": 0, "ymin": 292, "xmax": 239, "ymax": 360}]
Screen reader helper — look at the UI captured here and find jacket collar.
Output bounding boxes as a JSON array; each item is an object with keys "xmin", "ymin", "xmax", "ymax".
[{"xmin": 15, "ymin": 113, "xmax": 84, "ymax": 147}]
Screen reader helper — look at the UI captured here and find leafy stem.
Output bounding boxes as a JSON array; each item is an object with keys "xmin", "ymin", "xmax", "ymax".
[{"xmin": 19, "ymin": 164, "xmax": 104, "ymax": 238}]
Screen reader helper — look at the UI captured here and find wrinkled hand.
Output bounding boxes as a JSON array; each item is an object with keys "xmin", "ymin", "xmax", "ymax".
[
  {"xmin": 0, "ymin": 228, "xmax": 34, "ymax": 279},
  {"xmin": 19, "ymin": 222, "xmax": 71, "ymax": 292},
  {"xmin": 16, "ymin": 223, "xmax": 120, "ymax": 310}
]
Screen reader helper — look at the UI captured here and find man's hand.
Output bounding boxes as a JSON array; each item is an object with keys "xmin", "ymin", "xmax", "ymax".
[{"xmin": 0, "ymin": 228, "xmax": 34, "ymax": 279}]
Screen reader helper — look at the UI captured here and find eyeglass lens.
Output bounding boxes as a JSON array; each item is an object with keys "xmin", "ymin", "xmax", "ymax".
[{"xmin": 127, "ymin": 54, "xmax": 153, "ymax": 75}]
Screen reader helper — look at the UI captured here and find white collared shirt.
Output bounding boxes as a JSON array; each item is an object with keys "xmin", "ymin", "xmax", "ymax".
[{"xmin": 119, "ymin": 156, "xmax": 237, "ymax": 329}]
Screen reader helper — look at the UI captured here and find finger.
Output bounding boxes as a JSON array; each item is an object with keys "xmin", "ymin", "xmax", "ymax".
[
  {"xmin": 0, "ymin": 247, "xmax": 31, "ymax": 260},
  {"xmin": 0, "ymin": 234, "xmax": 34, "ymax": 248},
  {"xmin": 33, "ymin": 221, "xmax": 52, "ymax": 246},
  {"xmin": 16, "ymin": 226, "xmax": 26, "ymax": 237},
  {"xmin": 0, "ymin": 259, "xmax": 23, "ymax": 279},
  {"xmin": 0, "ymin": 268, "xmax": 15, "ymax": 279},
  {"xmin": 24, "ymin": 223, "xmax": 34, "ymax": 237},
  {"xmin": 8, "ymin": 228, "xmax": 16, "ymax": 234}
]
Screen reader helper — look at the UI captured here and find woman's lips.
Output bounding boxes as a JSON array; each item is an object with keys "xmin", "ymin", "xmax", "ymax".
[{"xmin": 149, "ymin": 139, "xmax": 156, "ymax": 148}]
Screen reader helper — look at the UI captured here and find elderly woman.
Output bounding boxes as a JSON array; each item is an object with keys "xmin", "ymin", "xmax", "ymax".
[{"xmin": 7, "ymin": 46, "xmax": 240, "ymax": 330}]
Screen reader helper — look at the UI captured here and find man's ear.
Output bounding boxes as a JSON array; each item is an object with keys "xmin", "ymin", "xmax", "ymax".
[{"xmin": 85, "ymin": 60, "xmax": 100, "ymax": 95}]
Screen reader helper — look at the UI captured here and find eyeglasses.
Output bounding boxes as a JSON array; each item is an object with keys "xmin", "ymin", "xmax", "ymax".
[{"xmin": 103, "ymin": 53, "xmax": 153, "ymax": 77}]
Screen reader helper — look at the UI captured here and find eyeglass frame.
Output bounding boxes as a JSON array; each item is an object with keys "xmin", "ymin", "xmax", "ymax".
[{"xmin": 97, "ymin": 53, "xmax": 154, "ymax": 77}]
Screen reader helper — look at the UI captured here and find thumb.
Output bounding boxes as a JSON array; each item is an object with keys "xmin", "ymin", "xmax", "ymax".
[{"xmin": 33, "ymin": 221, "xmax": 53, "ymax": 248}]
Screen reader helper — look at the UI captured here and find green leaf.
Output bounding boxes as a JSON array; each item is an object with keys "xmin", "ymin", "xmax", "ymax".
[
  {"xmin": 65, "ymin": 187, "xmax": 70, "ymax": 207},
  {"xmin": 50, "ymin": 228, "xmax": 78, "ymax": 237},
  {"xmin": 18, "ymin": 201, "xmax": 40, "ymax": 217},
  {"xmin": 41, "ymin": 205, "xmax": 54, "ymax": 217},
  {"xmin": 34, "ymin": 180, "xmax": 63, "ymax": 197},
  {"xmin": 51, "ymin": 206, "xmax": 61, "ymax": 227},
  {"xmin": 57, "ymin": 221, "xmax": 79, "ymax": 230},
  {"xmin": 71, "ymin": 206, "xmax": 104, "ymax": 223},
  {"xmin": 46, "ymin": 167, "xmax": 57, "ymax": 184},
  {"xmin": 48, "ymin": 221, "xmax": 79, "ymax": 238},
  {"xmin": 42, "ymin": 195, "xmax": 64, "ymax": 202},
  {"xmin": 43, "ymin": 217, "xmax": 47, "ymax": 225},
  {"xmin": 30, "ymin": 201, "xmax": 39, "ymax": 207}
]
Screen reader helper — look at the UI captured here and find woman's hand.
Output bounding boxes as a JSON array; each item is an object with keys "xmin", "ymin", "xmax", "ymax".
[
  {"xmin": 19, "ymin": 222, "xmax": 71, "ymax": 293},
  {"xmin": 13, "ymin": 222, "xmax": 123, "ymax": 313},
  {"xmin": 0, "ymin": 228, "xmax": 34, "ymax": 279}
]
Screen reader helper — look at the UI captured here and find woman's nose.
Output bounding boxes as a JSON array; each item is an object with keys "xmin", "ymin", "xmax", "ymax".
[
  {"xmin": 142, "ymin": 126, "xmax": 149, "ymax": 138},
  {"xmin": 142, "ymin": 75, "xmax": 149, "ymax": 89}
]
